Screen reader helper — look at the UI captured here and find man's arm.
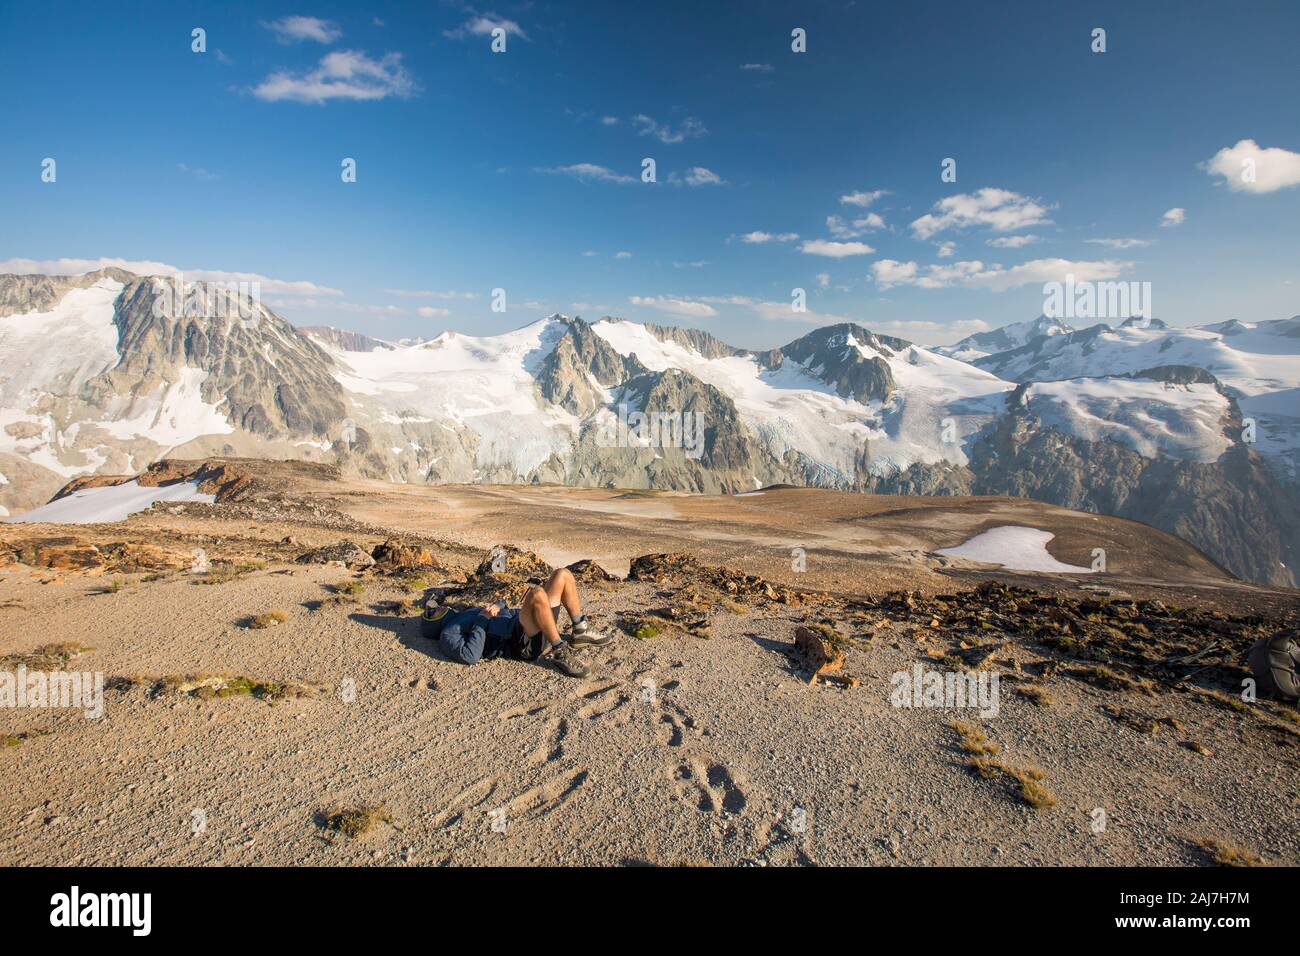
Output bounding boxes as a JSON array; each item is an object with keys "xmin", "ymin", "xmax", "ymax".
[{"xmin": 439, "ymin": 621, "xmax": 487, "ymax": 664}]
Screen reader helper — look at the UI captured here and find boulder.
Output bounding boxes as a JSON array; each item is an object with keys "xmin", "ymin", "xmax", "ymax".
[
  {"xmin": 296, "ymin": 541, "xmax": 375, "ymax": 570},
  {"xmin": 371, "ymin": 538, "xmax": 439, "ymax": 570}
]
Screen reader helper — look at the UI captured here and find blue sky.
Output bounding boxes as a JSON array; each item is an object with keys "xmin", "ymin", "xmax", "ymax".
[{"xmin": 2, "ymin": 0, "xmax": 1298, "ymax": 348}]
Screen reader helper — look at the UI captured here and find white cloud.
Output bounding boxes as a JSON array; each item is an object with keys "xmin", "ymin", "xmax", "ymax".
[
  {"xmin": 507, "ymin": 299, "xmax": 548, "ymax": 312},
  {"xmin": 628, "ymin": 295, "xmax": 717, "ymax": 318},
  {"xmin": 0, "ymin": 257, "xmax": 345, "ymax": 297},
  {"xmin": 935, "ymin": 241, "xmax": 956, "ymax": 258},
  {"xmin": 869, "ymin": 259, "xmax": 920, "ymax": 288},
  {"xmin": 839, "ymin": 189, "xmax": 889, "ymax": 208},
  {"xmin": 815, "ymin": 272, "xmax": 830, "ymax": 289},
  {"xmin": 800, "ymin": 239, "xmax": 874, "ymax": 258},
  {"xmin": 910, "ymin": 188, "xmax": 1051, "ymax": 240},
  {"xmin": 253, "ymin": 50, "xmax": 416, "ymax": 104},
  {"xmin": 871, "ymin": 318, "xmax": 991, "ymax": 342},
  {"xmin": 443, "ymin": 15, "xmax": 528, "ymax": 41},
  {"xmin": 872, "ymin": 257, "xmax": 1130, "ymax": 292},
  {"xmin": 270, "ymin": 298, "xmax": 405, "ymax": 316},
  {"xmin": 417, "ymin": 306, "xmax": 450, "ymax": 318},
  {"xmin": 177, "ymin": 163, "xmax": 218, "ymax": 181},
  {"xmin": 600, "ymin": 116, "xmax": 619, "ymax": 125},
  {"xmin": 676, "ymin": 166, "xmax": 724, "ymax": 187},
  {"xmin": 827, "ymin": 215, "xmax": 883, "ymax": 239},
  {"xmin": 737, "ymin": 231, "xmax": 798, "ymax": 244},
  {"xmin": 614, "ymin": 251, "xmax": 632, "ymax": 259},
  {"xmin": 1203, "ymin": 139, "xmax": 1300, "ymax": 193},
  {"xmin": 381, "ymin": 288, "xmax": 479, "ymax": 300},
  {"xmin": 986, "ymin": 234, "xmax": 1041, "ymax": 248},
  {"xmin": 740, "ymin": 63, "xmax": 774, "ymax": 72},
  {"xmin": 537, "ymin": 163, "xmax": 635, "ymax": 184},
  {"xmin": 632, "ymin": 114, "xmax": 706, "ymax": 144},
  {"xmin": 262, "ymin": 16, "xmax": 342, "ymax": 44},
  {"xmin": 749, "ymin": 300, "xmax": 850, "ymax": 325},
  {"xmin": 673, "ymin": 260, "xmax": 709, "ymax": 269},
  {"xmin": 580, "ymin": 250, "xmax": 598, "ymax": 257},
  {"xmin": 1160, "ymin": 207, "xmax": 1186, "ymax": 228},
  {"xmin": 1084, "ymin": 237, "xmax": 1151, "ymax": 249}
]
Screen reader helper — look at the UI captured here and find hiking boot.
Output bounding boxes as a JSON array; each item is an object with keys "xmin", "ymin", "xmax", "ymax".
[
  {"xmin": 568, "ymin": 618, "xmax": 614, "ymax": 646},
  {"xmin": 545, "ymin": 641, "xmax": 590, "ymax": 678}
]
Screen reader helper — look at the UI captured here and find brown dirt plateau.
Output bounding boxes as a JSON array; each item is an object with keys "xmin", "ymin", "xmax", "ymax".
[{"xmin": 0, "ymin": 458, "xmax": 1295, "ymax": 866}]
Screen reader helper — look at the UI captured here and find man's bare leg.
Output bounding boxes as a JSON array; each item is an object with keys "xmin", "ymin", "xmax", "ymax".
[
  {"xmin": 519, "ymin": 572, "xmax": 591, "ymax": 677},
  {"xmin": 541, "ymin": 567, "xmax": 580, "ymax": 625},
  {"xmin": 521, "ymin": 584, "xmax": 564, "ymax": 650},
  {"xmin": 520, "ymin": 567, "xmax": 611, "ymax": 653}
]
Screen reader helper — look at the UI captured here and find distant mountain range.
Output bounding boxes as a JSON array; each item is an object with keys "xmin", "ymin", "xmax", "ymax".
[{"xmin": 1, "ymin": 266, "xmax": 1297, "ymax": 586}]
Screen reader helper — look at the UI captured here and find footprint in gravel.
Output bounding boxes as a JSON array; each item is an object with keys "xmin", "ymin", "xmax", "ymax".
[
  {"xmin": 570, "ymin": 679, "xmax": 620, "ymax": 701},
  {"xmin": 669, "ymin": 761, "xmax": 714, "ymax": 812},
  {"xmin": 527, "ymin": 717, "xmax": 569, "ymax": 767},
  {"xmin": 499, "ymin": 700, "xmax": 551, "ymax": 721},
  {"xmin": 432, "ymin": 776, "xmax": 498, "ymax": 828},
  {"xmin": 668, "ymin": 759, "xmax": 748, "ymax": 816},
  {"xmin": 706, "ymin": 763, "xmax": 748, "ymax": 814},
  {"xmin": 658, "ymin": 712, "xmax": 685, "ymax": 747},
  {"xmin": 655, "ymin": 697, "xmax": 707, "ymax": 743},
  {"xmin": 577, "ymin": 691, "xmax": 630, "ymax": 722},
  {"xmin": 503, "ymin": 767, "xmax": 589, "ymax": 819}
]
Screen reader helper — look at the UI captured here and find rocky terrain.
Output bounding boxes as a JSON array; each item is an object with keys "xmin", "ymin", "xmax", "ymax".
[
  {"xmin": 2, "ymin": 267, "xmax": 1297, "ymax": 587},
  {"xmin": 0, "ymin": 459, "xmax": 1296, "ymax": 866}
]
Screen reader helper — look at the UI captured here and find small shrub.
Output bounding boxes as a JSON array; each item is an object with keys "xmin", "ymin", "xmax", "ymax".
[
  {"xmin": 950, "ymin": 720, "xmax": 999, "ymax": 756},
  {"xmin": 322, "ymin": 804, "xmax": 392, "ymax": 839},
  {"xmin": 1194, "ymin": 837, "xmax": 1263, "ymax": 867},
  {"xmin": 193, "ymin": 562, "xmax": 265, "ymax": 586},
  {"xmin": 247, "ymin": 609, "xmax": 289, "ymax": 629},
  {"xmin": 1016, "ymin": 685, "xmax": 1054, "ymax": 708}
]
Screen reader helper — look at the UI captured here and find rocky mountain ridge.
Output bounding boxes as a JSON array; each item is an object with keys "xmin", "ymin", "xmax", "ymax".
[{"xmin": 1, "ymin": 267, "xmax": 1296, "ymax": 586}]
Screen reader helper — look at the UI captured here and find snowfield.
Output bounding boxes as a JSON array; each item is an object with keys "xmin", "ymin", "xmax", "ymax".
[
  {"xmin": 935, "ymin": 526, "xmax": 1096, "ymax": 573},
  {"xmin": 1025, "ymin": 377, "xmax": 1232, "ymax": 462},
  {"xmin": 591, "ymin": 318, "xmax": 1014, "ymax": 477},
  {"xmin": 317, "ymin": 317, "xmax": 582, "ymax": 475},
  {"xmin": 979, "ymin": 318, "xmax": 1300, "ymax": 466},
  {"xmin": 0, "ymin": 278, "xmax": 235, "ymax": 478},
  {"xmin": 0, "ymin": 277, "xmax": 123, "ymax": 409},
  {"xmin": 6, "ymin": 479, "xmax": 215, "ymax": 525}
]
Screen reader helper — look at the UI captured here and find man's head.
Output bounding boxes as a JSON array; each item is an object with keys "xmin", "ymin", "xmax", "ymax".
[{"xmin": 421, "ymin": 604, "xmax": 453, "ymax": 640}]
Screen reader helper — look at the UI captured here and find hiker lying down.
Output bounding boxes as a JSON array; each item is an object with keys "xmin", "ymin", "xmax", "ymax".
[{"xmin": 422, "ymin": 567, "xmax": 612, "ymax": 678}]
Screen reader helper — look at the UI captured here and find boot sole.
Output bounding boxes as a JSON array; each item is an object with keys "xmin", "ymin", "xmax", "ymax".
[{"xmin": 568, "ymin": 634, "xmax": 614, "ymax": 646}]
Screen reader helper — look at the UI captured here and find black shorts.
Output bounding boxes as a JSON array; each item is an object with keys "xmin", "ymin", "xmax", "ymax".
[
  {"xmin": 509, "ymin": 600, "xmax": 561, "ymax": 639},
  {"xmin": 510, "ymin": 603, "xmax": 558, "ymax": 661}
]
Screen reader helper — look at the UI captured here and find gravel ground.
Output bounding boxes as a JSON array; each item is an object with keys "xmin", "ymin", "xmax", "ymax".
[{"xmin": 0, "ymin": 468, "xmax": 1295, "ymax": 866}]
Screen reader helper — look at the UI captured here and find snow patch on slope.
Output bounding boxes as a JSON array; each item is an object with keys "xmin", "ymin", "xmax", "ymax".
[
  {"xmin": 935, "ymin": 526, "xmax": 1094, "ymax": 573},
  {"xmin": 7, "ymin": 479, "xmax": 215, "ymax": 525},
  {"xmin": 98, "ymin": 367, "xmax": 234, "ymax": 447}
]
